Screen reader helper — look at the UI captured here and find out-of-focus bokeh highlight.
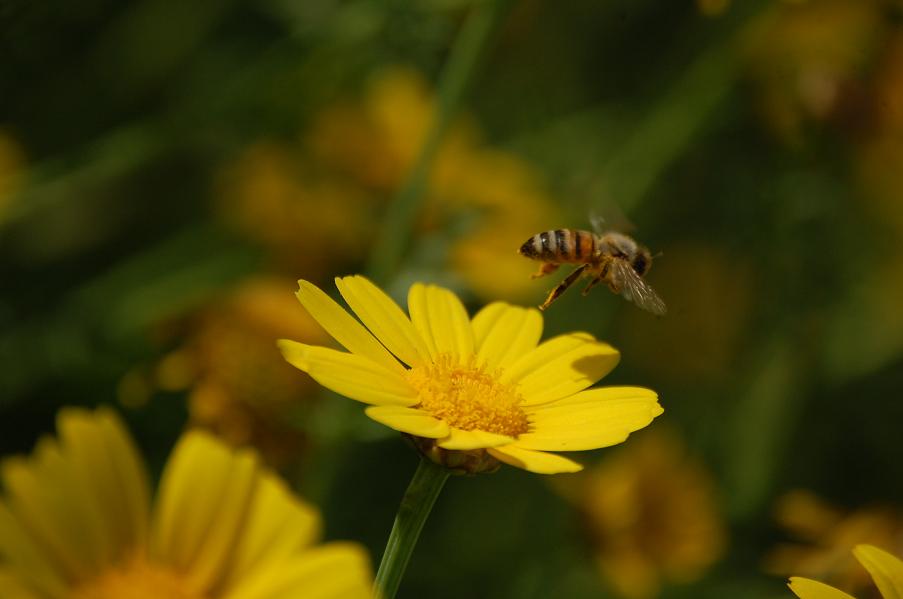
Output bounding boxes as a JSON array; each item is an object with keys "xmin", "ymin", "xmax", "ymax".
[{"xmin": 2, "ymin": 0, "xmax": 902, "ymax": 597}]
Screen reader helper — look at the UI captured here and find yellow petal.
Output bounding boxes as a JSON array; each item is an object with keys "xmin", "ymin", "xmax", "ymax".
[
  {"xmin": 407, "ymin": 284, "xmax": 437, "ymax": 357},
  {"xmin": 183, "ymin": 445, "xmax": 258, "ymax": 593},
  {"xmin": 222, "ymin": 473, "xmax": 322, "ymax": 591},
  {"xmin": 854, "ymin": 544, "xmax": 903, "ymax": 599},
  {"xmin": 788, "ymin": 577, "xmax": 856, "ymax": 599},
  {"xmin": 37, "ymin": 428, "xmax": 111, "ymax": 574},
  {"xmin": 94, "ymin": 408, "xmax": 150, "ymax": 551},
  {"xmin": 295, "ymin": 280, "xmax": 404, "ymax": 374},
  {"xmin": 279, "ymin": 340, "xmax": 417, "ymax": 406},
  {"xmin": 471, "ymin": 302, "xmax": 543, "ymax": 370},
  {"xmin": 408, "ymin": 283, "xmax": 475, "ymax": 362},
  {"xmin": 56, "ymin": 409, "xmax": 126, "ymax": 564},
  {"xmin": 488, "ymin": 445, "xmax": 583, "ymax": 474},
  {"xmin": 335, "ymin": 275, "xmax": 429, "ymax": 366},
  {"xmin": 151, "ymin": 432, "xmax": 217, "ymax": 566},
  {"xmin": 364, "ymin": 406, "xmax": 450, "ymax": 438},
  {"xmin": 222, "ymin": 542, "xmax": 372, "ymax": 599},
  {"xmin": 501, "ymin": 332, "xmax": 620, "ymax": 406},
  {"xmin": 152, "ymin": 431, "xmax": 258, "ymax": 595},
  {"xmin": 518, "ymin": 387, "xmax": 663, "ymax": 451},
  {"xmin": 437, "ymin": 428, "xmax": 515, "ymax": 450},
  {"xmin": 1, "ymin": 441, "xmax": 96, "ymax": 581},
  {"xmin": 0, "ymin": 408, "xmax": 148, "ymax": 598},
  {"xmin": 0, "ymin": 500, "xmax": 68, "ymax": 599}
]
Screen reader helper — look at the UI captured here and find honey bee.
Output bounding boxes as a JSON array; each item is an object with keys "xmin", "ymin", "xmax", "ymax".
[{"xmin": 518, "ymin": 228, "xmax": 666, "ymax": 315}]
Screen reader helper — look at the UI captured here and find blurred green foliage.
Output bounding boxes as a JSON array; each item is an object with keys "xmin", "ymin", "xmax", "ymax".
[{"xmin": 2, "ymin": 0, "xmax": 903, "ymax": 597}]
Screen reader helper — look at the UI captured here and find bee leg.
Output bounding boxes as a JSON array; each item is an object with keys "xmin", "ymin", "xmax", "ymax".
[
  {"xmin": 581, "ymin": 276, "xmax": 603, "ymax": 296},
  {"xmin": 531, "ymin": 262, "xmax": 560, "ymax": 279},
  {"xmin": 597, "ymin": 259, "xmax": 621, "ymax": 294},
  {"xmin": 580, "ymin": 259, "xmax": 611, "ymax": 295},
  {"xmin": 539, "ymin": 264, "xmax": 588, "ymax": 311}
]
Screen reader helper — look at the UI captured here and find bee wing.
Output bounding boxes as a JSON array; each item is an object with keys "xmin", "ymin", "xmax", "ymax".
[
  {"xmin": 589, "ymin": 210, "xmax": 607, "ymax": 235},
  {"xmin": 588, "ymin": 204, "xmax": 635, "ymax": 235},
  {"xmin": 611, "ymin": 259, "xmax": 667, "ymax": 316}
]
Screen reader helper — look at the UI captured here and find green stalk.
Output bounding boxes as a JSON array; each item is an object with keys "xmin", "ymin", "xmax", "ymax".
[
  {"xmin": 366, "ymin": 0, "xmax": 511, "ymax": 282},
  {"xmin": 374, "ymin": 458, "xmax": 451, "ymax": 599}
]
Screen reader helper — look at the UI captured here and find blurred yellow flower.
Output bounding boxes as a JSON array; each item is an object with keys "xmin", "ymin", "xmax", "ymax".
[
  {"xmin": 215, "ymin": 143, "xmax": 375, "ymax": 279},
  {"xmin": 0, "ymin": 407, "xmax": 372, "ymax": 599},
  {"xmin": 307, "ymin": 68, "xmax": 449, "ymax": 193},
  {"xmin": 557, "ymin": 429, "xmax": 726, "ymax": 599},
  {"xmin": 789, "ymin": 544, "xmax": 903, "ymax": 599},
  {"xmin": 344, "ymin": 69, "xmax": 560, "ymax": 302},
  {"xmin": 743, "ymin": 0, "xmax": 884, "ymax": 144},
  {"xmin": 435, "ymin": 146, "xmax": 560, "ymax": 301},
  {"xmin": 766, "ymin": 490, "xmax": 903, "ymax": 595},
  {"xmin": 278, "ymin": 275, "xmax": 662, "ymax": 475},
  {"xmin": 219, "ymin": 67, "xmax": 559, "ymax": 301},
  {"xmin": 149, "ymin": 277, "xmax": 328, "ymax": 468}
]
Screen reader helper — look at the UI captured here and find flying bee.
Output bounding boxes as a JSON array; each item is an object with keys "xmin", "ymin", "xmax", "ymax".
[{"xmin": 518, "ymin": 228, "xmax": 666, "ymax": 315}]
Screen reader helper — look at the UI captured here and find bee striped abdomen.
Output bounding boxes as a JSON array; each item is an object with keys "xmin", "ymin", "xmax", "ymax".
[
  {"xmin": 519, "ymin": 229, "xmax": 595, "ymax": 263},
  {"xmin": 575, "ymin": 230, "xmax": 596, "ymax": 261}
]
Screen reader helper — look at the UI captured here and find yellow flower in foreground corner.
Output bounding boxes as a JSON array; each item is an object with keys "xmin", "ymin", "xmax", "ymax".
[
  {"xmin": 789, "ymin": 544, "xmax": 903, "ymax": 599},
  {"xmin": 279, "ymin": 276, "xmax": 663, "ymax": 474},
  {"xmin": 0, "ymin": 407, "xmax": 371, "ymax": 599}
]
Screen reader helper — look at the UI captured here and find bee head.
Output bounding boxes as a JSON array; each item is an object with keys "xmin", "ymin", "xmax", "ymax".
[{"xmin": 632, "ymin": 246, "xmax": 653, "ymax": 276}]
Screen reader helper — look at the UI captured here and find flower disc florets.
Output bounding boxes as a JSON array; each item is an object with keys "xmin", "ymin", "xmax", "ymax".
[{"xmin": 405, "ymin": 354, "xmax": 530, "ymax": 438}]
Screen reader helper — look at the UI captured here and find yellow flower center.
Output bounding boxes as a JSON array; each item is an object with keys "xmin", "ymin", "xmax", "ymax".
[
  {"xmin": 70, "ymin": 555, "xmax": 202, "ymax": 599},
  {"xmin": 405, "ymin": 354, "xmax": 530, "ymax": 437}
]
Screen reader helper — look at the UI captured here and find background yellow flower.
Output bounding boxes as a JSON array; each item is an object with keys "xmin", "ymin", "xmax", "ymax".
[
  {"xmin": 216, "ymin": 68, "xmax": 560, "ymax": 302},
  {"xmin": 555, "ymin": 428, "xmax": 726, "ymax": 599},
  {"xmin": 116, "ymin": 277, "xmax": 329, "ymax": 469},
  {"xmin": 743, "ymin": 0, "xmax": 884, "ymax": 145},
  {"xmin": 215, "ymin": 143, "xmax": 375, "ymax": 280},
  {"xmin": 0, "ymin": 407, "xmax": 372, "ymax": 599},
  {"xmin": 169, "ymin": 277, "xmax": 326, "ymax": 468}
]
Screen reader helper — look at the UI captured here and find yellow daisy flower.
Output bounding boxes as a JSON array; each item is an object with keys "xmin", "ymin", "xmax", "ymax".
[
  {"xmin": 278, "ymin": 276, "xmax": 663, "ymax": 475},
  {"xmin": 0, "ymin": 407, "xmax": 372, "ymax": 599},
  {"xmin": 789, "ymin": 544, "xmax": 903, "ymax": 599}
]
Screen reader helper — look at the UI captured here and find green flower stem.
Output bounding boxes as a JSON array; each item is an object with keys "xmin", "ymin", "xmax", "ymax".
[
  {"xmin": 374, "ymin": 458, "xmax": 451, "ymax": 599},
  {"xmin": 366, "ymin": 0, "xmax": 511, "ymax": 283}
]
